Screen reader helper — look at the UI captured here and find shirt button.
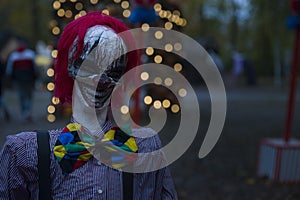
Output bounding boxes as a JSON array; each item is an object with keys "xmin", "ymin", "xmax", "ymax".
[{"xmin": 98, "ymin": 189, "xmax": 103, "ymax": 194}]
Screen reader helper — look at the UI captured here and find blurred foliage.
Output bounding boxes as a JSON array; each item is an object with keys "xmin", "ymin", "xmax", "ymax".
[
  {"xmin": 182, "ymin": 0, "xmax": 294, "ymax": 76},
  {"xmin": 0, "ymin": 0, "xmax": 52, "ymax": 45},
  {"xmin": 0, "ymin": 0, "xmax": 296, "ymax": 76}
]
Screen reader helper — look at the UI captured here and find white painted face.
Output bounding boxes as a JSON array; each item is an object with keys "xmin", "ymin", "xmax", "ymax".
[{"xmin": 70, "ymin": 25, "xmax": 127, "ymax": 133}]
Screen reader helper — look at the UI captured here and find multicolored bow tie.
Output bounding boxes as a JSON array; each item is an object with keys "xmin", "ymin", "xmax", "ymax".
[{"xmin": 54, "ymin": 123, "xmax": 138, "ymax": 174}]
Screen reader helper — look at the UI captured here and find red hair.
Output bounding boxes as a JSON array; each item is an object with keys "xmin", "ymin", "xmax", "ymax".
[{"xmin": 54, "ymin": 11, "xmax": 138, "ymax": 104}]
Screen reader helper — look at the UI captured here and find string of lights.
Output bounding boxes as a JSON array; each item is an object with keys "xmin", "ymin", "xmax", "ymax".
[{"xmin": 47, "ymin": 0, "xmax": 188, "ymax": 122}]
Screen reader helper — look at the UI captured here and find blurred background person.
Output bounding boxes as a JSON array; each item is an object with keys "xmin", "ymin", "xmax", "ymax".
[
  {"xmin": 6, "ymin": 44, "xmax": 38, "ymax": 121},
  {"xmin": 0, "ymin": 61, "xmax": 10, "ymax": 121}
]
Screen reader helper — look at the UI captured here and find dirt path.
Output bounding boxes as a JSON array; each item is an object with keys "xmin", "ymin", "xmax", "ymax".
[{"xmin": 1, "ymin": 85, "xmax": 300, "ymax": 199}]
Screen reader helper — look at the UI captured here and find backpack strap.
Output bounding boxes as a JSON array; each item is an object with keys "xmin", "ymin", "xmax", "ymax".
[
  {"xmin": 36, "ymin": 130, "xmax": 52, "ymax": 200},
  {"xmin": 122, "ymin": 172, "xmax": 134, "ymax": 200}
]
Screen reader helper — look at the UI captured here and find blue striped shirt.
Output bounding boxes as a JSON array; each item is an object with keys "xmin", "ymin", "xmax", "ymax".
[{"xmin": 0, "ymin": 127, "xmax": 178, "ymax": 199}]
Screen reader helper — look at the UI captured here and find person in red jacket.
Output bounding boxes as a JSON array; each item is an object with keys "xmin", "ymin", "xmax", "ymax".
[{"xmin": 6, "ymin": 45, "xmax": 37, "ymax": 121}]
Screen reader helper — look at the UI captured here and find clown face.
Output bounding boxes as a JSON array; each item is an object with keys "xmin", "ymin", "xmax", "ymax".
[
  {"xmin": 71, "ymin": 25, "xmax": 128, "ymax": 134},
  {"xmin": 70, "ymin": 25, "xmax": 127, "ymax": 110}
]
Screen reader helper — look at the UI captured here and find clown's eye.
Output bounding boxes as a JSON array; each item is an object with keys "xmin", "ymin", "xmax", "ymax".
[
  {"xmin": 106, "ymin": 67, "xmax": 124, "ymax": 81},
  {"xmin": 107, "ymin": 71, "xmax": 119, "ymax": 78}
]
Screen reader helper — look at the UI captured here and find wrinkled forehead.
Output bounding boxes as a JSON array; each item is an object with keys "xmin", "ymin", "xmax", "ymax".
[{"xmin": 68, "ymin": 25, "xmax": 127, "ymax": 78}]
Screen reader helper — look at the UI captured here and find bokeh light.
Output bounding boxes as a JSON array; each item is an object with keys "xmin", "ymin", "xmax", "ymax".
[
  {"xmin": 174, "ymin": 63, "xmax": 182, "ymax": 72},
  {"xmin": 141, "ymin": 72, "xmax": 149, "ymax": 81},
  {"xmin": 47, "ymin": 82, "xmax": 55, "ymax": 91},
  {"xmin": 120, "ymin": 105, "xmax": 129, "ymax": 114},
  {"xmin": 144, "ymin": 96, "xmax": 153, "ymax": 105},
  {"xmin": 171, "ymin": 104, "xmax": 180, "ymax": 113},
  {"xmin": 162, "ymin": 99, "xmax": 171, "ymax": 108},
  {"xmin": 154, "ymin": 77, "xmax": 162, "ymax": 85},
  {"xmin": 178, "ymin": 88, "xmax": 187, "ymax": 97},
  {"xmin": 121, "ymin": 1, "xmax": 130, "ymax": 9},
  {"xmin": 154, "ymin": 55, "xmax": 163, "ymax": 63},
  {"xmin": 142, "ymin": 23, "xmax": 150, "ymax": 32},
  {"xmin": 51, "ymin": 50, "xmax": 58, "ymax": 58},
  {"xmin": 146, "ymin": 47, "xmax": 154, "ymax": 56},
  {"xmin": 47, "ymin": 68, "xmax": 55, "ymax": 77},
  {"xmin": 53, "ymin": 1, "xmax": 61, "ymax": 10},
  {"xmin": 155, "ymin": 31, "xmax": 163, "ymax": 39},
  {"xmin": 165, "ymin": 43, "xmax": 173, "ymax": 52},
  {"xmin": 164, "ymin": 77, "xmax": 173, "ymax": 86},
  {"xmin": 47, "ymin": 114, "xmax": 56, "ymax": 123},
  {"xmin": 52, "ymin": 97, "xmax": 60, "ymax": 105},
  {"xmin": 47, "ymin": 105, "xmax": 56, "ymax": 114},
  {"xmin": 123, "ymin": 10, "xmax": 131, "ymax": 18},
  {"xmin": 153, "ymin": 100, "xmax": 162, "ymax": 109}
]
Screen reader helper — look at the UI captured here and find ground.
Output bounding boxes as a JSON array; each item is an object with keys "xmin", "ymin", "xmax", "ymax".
[{"xmin": 1, "ymin": 81, "xmax": 300, "ymax": 200}]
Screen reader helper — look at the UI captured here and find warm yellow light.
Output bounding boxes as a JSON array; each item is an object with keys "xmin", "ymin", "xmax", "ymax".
[
  {"xmin": 47, "ymin": 105, "xmax": 56, "ymax": 114},
  {"xmin": 174, "ymin": 42, "xmax": 182, "ymax": 51},
  {"xmin": 174, "ymin": 63, "xmax": 182, "ymax": 72},
  {"xmin": 171, "ymin": 15, "xmax": 180, "ymax": 23},
  {"xmin": 47, "ymin": 82, "xmax": 55, "ymax": 91},
  {"xmin": 173, "ymin": 10, "xmax": 181, "ymax": 16},
  {"xmin": 154, "ymin": 77, "xmax": 162, "ymax": 85},
  {"xmin": 165, "ymin": 44, "xmax": 173, "ymax": 52},
  {"xmin": 75, "ymin": 2, "xmax": 83, "ymax": 10},
  {"xmin": 47, "ymin": 68, "xmax": 55, "ymax": 77},
  {"xmin": 141, "ymin": 23, "xmax": 150, "ymax": 32},
  {"xmin": 146, "ymin": 47, "xmax": 154, "ymax": 56},
  {"xmin": 176, "ymin": 19, "xmax": 183, "ymax": 26},
  {"xmin": 57, "ymin": 9, "xmax": 65, "ymax": 17},
  {"xmin": 166, "ymin": 10, "xmax": 172, "ymax": 18},
  {"xmin": 52, "ymin": 50, "xmax": 58, "ymax": 58},
  {"xmin": 155, "ymin": 31, "xmax": 163, "ymax": 39},
  {"xmin": 120, "ymin": 105, "xmax": 129, "ymax": 114},
  {"xmin": 141, "ymin": 72, "xmax": 149, "ymax": 81},
  {"xmin": 59, "ymin": 0, "xmax": 66, "ymax": 3},
  {"xmin": 182, "ymin": 19, "xmax": 187, "ymax": 26},
  {"xmin": 47, "ymin": 114, "xmax": 56, "ymax": 123},
  {"xmin": 164, "ymin": 78, "xmax": 173, "ymax": 86},
  {"xmin": 178, "ymin": 88, "xmax": 187, "ymax": 97},
  {"xmin": 154, "ymin": 3, "xmax": 162, "ymax": 12},
  {"xmin": 90, "ymin": 0, "xmax": 98, "ymax": 4},
  {"xmin": 70, "ymin": 0, "xmax": 77, "ymax": 2},
  {"xmin": 52, "ymin": 97, "xmax": 60, "ymax": 105},
  {"xmin": 65, "ymin": 10, "xmax": 73, "ymax": 18},
  {"xmin": 162, "ymin": 99, "xmax": 171, "ymax": 108},
  {"xmin": 123, "ymin": 10, "xmax": 131, "ymax": 18},
  {"xmin": 171, "ymin": 104, "xmax": 180, "ymax": 113},
  {"xmin": 53, "ymin": 1, "xmax": 61, "ymax": 10},
  {"xmin": 159, "ymin": 10, "xmax": 164, "ymax": 18},
  {"xmin": 74, "ymin": 14, "xmax": 81, "ymax": 19},
  {"xmin": 154, "ymin": 55, "xmax": 163, "ymax": 64},
  {"xmin": 153, "ymin": 100, "xmax": 162, "ymax": 109},
  {"xmin": 52, "ymin": 27, "xmax": 60, "ymax": 35},
  {"xmin": 114, "ymin": 0, "xmax": 121, "ymax": 3},
  {"xmin": 144, "ymin": 96, "xmax": 153, "ymax": 105},
  {"xmin": 164, "ymin": 22, "xmax": 173, "ymax": 30},
  {"xmin": 121, "ymin": 1, "xmax": 130, "ymax": 9},
  {"xmin": 79, "ymin": 10, "xmax": 87, "ymax": 16},
  {"xmin": 102, "ymin": 9, "xmax": 110, "ymax": 15}
]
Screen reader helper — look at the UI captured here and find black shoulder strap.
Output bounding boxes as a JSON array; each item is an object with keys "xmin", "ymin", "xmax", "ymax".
[
  {"xmin": 122, "ymin": 172, "xmax": 134, "ymax": 200},
  {"xmin": 37, "ymin": 129, "xmax": 131, "ymax": 200},
  {"xmin": 36, "ymin": 130, "xmax": 52, "ymax": 200}
]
